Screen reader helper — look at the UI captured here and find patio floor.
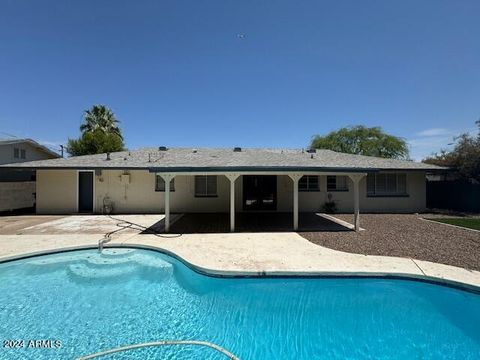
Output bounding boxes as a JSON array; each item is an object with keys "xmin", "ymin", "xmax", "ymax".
[{"xmin": 169, "ymin": 212, "xmax": 351, "ymax": 233}]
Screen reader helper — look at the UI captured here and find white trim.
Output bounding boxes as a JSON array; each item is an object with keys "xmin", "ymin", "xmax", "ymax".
[
  {"xmin": 76, "ymin": 170, "xmax": 96, "ymax": 213},
  {"xmin": 159, "ymin": 173, "xmax": 175, "ymax": 232},
  {"xmin": 348, "ymin": 173, "xmax": 367, "ymax": 231},
  {"xmin": 288, "ymin": 174, "xmax": 303, "ymax": 231},
  {"xmin": 226, "ymin": 174, "xmax": 240, "ymax": 232}
]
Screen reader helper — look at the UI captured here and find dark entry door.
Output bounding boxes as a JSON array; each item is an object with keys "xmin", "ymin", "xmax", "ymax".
[
  {"xmin": 78, "ymin": 171, "xmax": 94, "ymax": 213},
  {"xmin": 243, "ymin": 175, "xmax": 277, "ymax": 211}
]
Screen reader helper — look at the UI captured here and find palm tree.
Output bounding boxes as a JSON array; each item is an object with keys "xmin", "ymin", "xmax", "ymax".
[{"xmin": 80, "ymin": 105, "xmax": 123, "ymax": 140}]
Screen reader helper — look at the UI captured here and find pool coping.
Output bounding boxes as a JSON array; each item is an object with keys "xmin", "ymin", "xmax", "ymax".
[{"xmin": 1, "ymin": 242, "xmax": 480, "ymax": 295}]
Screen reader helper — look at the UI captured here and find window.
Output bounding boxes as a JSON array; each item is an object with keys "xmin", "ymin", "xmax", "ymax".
[
  {"xmin": 155, "ymin": 175, "xmax": 175, "ymax": 192},
  {"xmin": 20, "ymin": 149, "xmax": 26, "ymax": 159},
  {"xmin": 195, "ymin": 175, "xmax": 217, "ymax": 197},
  {"xmin": 13, "ymin": 148, "xmax": 19, "ymax": 159},
  {"xmin": 299, "ymin": 175, "xmax": 319, "ymax": 191},
  {"xmin": 367, "ymin": 173, "xmax": 407, "ymax": 196},
  {"xmin": 327, "ymin": 176, "xmax": 348, "ymax": 191}
]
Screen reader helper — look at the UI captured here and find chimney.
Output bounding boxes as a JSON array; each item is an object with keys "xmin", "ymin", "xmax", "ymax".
[{"xmin": 106, "ymin": 152, "xmax": 111, "ymax": 161}]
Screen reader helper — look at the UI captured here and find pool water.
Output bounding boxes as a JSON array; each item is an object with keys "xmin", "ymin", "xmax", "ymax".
[{"xmin": 0, "ymin": 248, "xmax": 479, "ymax": 359}]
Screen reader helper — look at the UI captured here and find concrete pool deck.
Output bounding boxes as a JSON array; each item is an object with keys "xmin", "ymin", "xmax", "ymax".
[{"xmin": 0, "ymin": 214, "xmax": 479, "ymax": 291}]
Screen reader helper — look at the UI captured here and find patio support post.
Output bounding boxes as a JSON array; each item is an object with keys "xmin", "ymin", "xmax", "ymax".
[
  {"xmin": 348, "ymin": 173, "xmax": 366, "ymax": 232},
  {"xmin": 288, "ymin": 174, "xmax": 303, "ymax": 231},
  {"xmin": 226, "ymin": 174, "xmax": 240, "ymax": 232},
  {"xmin": 160, "ymin": 174, "xmax": 175, "ymax": 232}
]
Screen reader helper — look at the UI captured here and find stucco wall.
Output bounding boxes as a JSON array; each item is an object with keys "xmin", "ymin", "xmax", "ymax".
[
  {"xmin": 35, "ymin": 170, "xmax": 427, "ymax": 214},
  {"xmin": 323, "ymin": 172, "xmax": 426, "ymax": 213},
  {"xmin": 36, "ymin": 170, "xmax": 77, "ymax": 214},
  {"xmin": 0, "ymin": 182, "xmax": 35, "ymax": 211},
  {"xmin": 361, "ymin": 172, "xmax": 426, "ymax": 212},
  {"xmin": 94, "ymin": 171, "xmax": 233, "ymax": 213}
]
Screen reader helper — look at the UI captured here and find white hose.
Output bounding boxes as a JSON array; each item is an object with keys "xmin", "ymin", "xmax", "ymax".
[{"xmin": 77, "ymin": 340, "xmax": 239, "ymax": 360}]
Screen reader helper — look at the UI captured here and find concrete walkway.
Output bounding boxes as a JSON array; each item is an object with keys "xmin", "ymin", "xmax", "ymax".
[{"xmin": 0, "ymin": 215, "xmax": 479, "ymax": 291}]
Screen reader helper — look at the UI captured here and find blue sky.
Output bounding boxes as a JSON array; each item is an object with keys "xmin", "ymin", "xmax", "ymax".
[{"xmin": 0, "ymin": 0, "xmax": 479, "ymax": 160}]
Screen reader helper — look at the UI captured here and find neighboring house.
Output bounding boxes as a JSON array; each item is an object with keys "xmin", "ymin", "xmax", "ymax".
[
  {"xmin": 0, "ymin": 138, "xmax": 60, "ymax": 212},
  {"xmin": 1, "ymin": 147, "xmax": 443, "ymax": 230}
]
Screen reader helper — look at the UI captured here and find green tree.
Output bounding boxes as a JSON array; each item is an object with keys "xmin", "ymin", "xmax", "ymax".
[
  {"xmin": 67, "ymin": 130, "xmax": 125, "ymax": 156},
  {"xmin": 67, "ymin": 105, "xmax": 125, "ymax": 156},
  {"xmin": 310, "ymin": 125, "xmax": 409, "ymax": 159},
  {"xmin": 424, "ymin": 120, "xmax": 480, "ymax": 182},
  {"xmin": 80, "ymin": 104, "xmax": 123, "ymax": 140}
]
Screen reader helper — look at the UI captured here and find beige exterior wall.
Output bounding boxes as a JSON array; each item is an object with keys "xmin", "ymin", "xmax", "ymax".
[
  {"xmin": 94, "ymin": 171, "xmax": 233, "ymax": 214},
  {"xmin": 35, "ymin": 169, "xmax": 427, "ymax": 214},
  {"xmin": 36, "ymin": 170, "xmax": 77, "ymax": 214},
  {"xmin": 313, "ymin": 172, "xmax": 427, "ymax": 213}
]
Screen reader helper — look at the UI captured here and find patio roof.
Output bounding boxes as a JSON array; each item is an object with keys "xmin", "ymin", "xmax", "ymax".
[{"xmin": 0, "ymin": 147, "xmax": 445, "ymax": 172}]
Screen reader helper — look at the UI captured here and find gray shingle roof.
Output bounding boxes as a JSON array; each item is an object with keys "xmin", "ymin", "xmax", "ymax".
[{"xmin": 0, "ymin": 147, "xmax": 445, "ymax": 172}]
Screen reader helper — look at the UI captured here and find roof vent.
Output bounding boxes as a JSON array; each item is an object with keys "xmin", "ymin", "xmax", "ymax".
[
  {"xmin": 233, "ymin": 147, "xmax": 242, "ymax": 152},
  {"xmin": 192, "ymin": 149, "xmax": 198, "ymax": 153},
  {"xmin": 158, "ymin": 146, "xmax": 167, "ymax": 151},
  {"xmin": 106, "ymin": 152, "xmax": 111, "ymax": 160},
  {"xmin": 306, "ymin": 148, "xmax": 316, "ymax": 153}
]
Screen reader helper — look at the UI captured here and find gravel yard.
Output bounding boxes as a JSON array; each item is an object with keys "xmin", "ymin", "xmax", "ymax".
[{"xmin": 300, "ymin": 214, "xmax": 480, "ymax": 271}]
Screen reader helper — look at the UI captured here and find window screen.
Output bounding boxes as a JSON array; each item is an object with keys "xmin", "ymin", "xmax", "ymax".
[
  {"xmin": 299, "ymin": 176, "xmax": 319, "ymax": 191},
  {"xmin": 327, "ymin": 176, "xmax": 348, "ymax": 191},
  {"xmin": 367, "ymin": 173, "xmax": 407, "ymax": 196},
  {"xmin": 195, "ymin": 175, "xmax": 217, "ymax": 197},
  {"xmin": 155, "ymin": 175, "xmax": 175, "ymax": 192}
]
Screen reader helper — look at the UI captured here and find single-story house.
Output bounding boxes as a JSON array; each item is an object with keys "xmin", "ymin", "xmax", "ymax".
[{"xmin": 0, "ymin": 147, "xmax": 443, "ymax": 231}]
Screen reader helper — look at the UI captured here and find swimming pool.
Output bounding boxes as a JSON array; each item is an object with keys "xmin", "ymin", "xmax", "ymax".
[{"xmin": 0, "ymin": 248, "xmax": 479, "ymax": 359}]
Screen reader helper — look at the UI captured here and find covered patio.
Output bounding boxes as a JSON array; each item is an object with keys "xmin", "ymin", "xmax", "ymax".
[{"xmin": 158, "ymin": 172, "xmax": 366, "ymax": 233}]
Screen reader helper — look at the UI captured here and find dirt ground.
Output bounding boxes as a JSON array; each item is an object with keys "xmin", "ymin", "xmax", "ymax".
[{"xmin": 300, "ymin": 213, "xmax": 480, "ymax": 271}]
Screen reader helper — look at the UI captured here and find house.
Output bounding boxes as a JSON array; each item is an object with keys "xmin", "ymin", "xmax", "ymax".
[
  {"xmin": 0, "ymin": 138, "xmax": 60, "ymax": 212},
  {"xmin": 0, "ymin": 147, "xmax": 443, "ymax": 231}
]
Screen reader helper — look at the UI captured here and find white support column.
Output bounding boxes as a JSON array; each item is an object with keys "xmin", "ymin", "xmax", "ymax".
[
  {"xmin": 348, "ymin": 173, "xmax": 366, "ymax": 232},
  {"xmin": 160, "ymin": 174, "xmax": 175, "ymax": 232},
  {"xmin": 226, "ymin": 174, "xmax": 240, "ymax": 232},
  {"xmin": 288, "ymin": 174, "xmax": 303, "ymax": 231}
]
